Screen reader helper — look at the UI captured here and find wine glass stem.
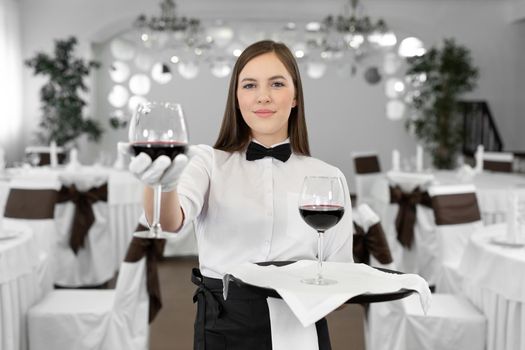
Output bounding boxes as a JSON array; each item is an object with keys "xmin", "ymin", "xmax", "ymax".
[
  {"xmin": 317, "ymin": 230, "xmax": 325, "ymax": 282},
  {"xmin": 152, "ymin": 184, "xmax": 162, "ymax": 237}
]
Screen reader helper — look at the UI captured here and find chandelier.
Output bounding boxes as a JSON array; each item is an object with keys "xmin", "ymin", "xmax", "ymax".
[
  {"xmin": 134, "ymin": 0, "xmax": 199, "ymax": 32},
  {"xmin": 107, "ymin": 0, "xmax": 402, "ymax": 127},
  {"xmin": 317, "ymin": 0, "xmax": 396, "ymax": 58},
  {"xmin": 132, "ymin": 0, "xmax": 207, "ymax": 51},
  {"xmin": 123, "ymin": 0, "xmax": 397, "ymax": 76}
]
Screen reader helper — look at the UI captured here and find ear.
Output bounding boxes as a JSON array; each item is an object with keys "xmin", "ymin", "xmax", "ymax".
[{"xmin": 292, "ymin": 98, "xmax": 297, "ymax": 108}]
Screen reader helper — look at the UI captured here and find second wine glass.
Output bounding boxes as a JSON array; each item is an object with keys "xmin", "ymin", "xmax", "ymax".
[
  {"xmin": 128, "ymin": 101, "xmax": 189, "ymax": 239},
  {"xmin": 299, "ymin": 176, "xmax": 346, "ymax": 285}
]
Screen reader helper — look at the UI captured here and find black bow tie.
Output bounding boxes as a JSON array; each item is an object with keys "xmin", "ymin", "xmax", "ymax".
[{"xmin": 246, "ymin": 142, "xmax": 292, "ymax": 162}]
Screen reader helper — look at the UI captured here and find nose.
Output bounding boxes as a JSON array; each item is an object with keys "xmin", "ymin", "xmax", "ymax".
[{"xmin": 257, "ymin": 90, "xmax": 271, "ymax": 104}]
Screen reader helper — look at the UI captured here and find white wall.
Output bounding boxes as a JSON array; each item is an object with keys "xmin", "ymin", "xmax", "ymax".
[
  {"xmin": 18, "ymin": 0, "xmax": 524, "ymax": 189},
  {"xmin": 508, "ymin": 14, "xmax": 525, "ymax": 152}
]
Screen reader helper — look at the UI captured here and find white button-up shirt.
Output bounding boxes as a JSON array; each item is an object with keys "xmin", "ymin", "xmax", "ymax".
[{"xmin": 177, "ymin": 143, "xmax": 353, "ymax": 279}]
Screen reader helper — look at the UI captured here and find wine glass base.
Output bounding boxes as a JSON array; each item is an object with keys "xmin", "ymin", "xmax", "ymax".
[
  {"xmin": 301, "ymin": 277, "xmax": 338, "ymax": 285},
  {"xmin": 133, "ymin": 230, "xmax": 169, "ymax": 239}
]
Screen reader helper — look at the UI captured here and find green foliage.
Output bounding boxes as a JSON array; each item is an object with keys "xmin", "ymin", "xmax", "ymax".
[
  {"xmin": 25, "ymin": 36, "xmax": 104, "ymax": 146},
  {"xmin": 405, "ymin": 38, "xmax": 479, "ymax": 169}
]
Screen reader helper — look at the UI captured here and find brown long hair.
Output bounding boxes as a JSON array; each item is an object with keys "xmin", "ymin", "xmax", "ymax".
[{"xmin": 213, "ymin": 40, "xmax": 310, "ymax": 156}]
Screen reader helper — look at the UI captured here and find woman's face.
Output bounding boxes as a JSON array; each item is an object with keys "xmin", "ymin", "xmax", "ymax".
[{"xmin": 236, "ymin": 52, "xmax": 296, "ymax": 146}]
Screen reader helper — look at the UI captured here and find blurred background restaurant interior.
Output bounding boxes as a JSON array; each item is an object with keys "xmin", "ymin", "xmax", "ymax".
[
  {"xmin": 2, "ymin": 0, "xmax": 525, "ymax": 349},
  {"xmin": 2, "ymin": 0, "xmax": 524, "ymax": 178}
]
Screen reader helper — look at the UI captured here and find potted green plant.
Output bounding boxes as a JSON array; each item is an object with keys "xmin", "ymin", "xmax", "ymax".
[
  {"xmin": 25, "ymin": 36, "xmax": 104, "ymax": 147},
  {"xmin": 405, "ymin": 38, "xmax": 479, "ymax": 169}
]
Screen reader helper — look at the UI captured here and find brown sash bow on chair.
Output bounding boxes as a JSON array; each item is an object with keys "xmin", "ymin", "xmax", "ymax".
[
  {"xmin": 125, "ymin": 225, "xmax": 166, "ymax": 323},
  {"xmin": 431, "ymin": 192, "xmax": 481, "ymax": 225},
  {"xmin": 353, "ymin": 222, "xmax": 393, "ymax": 265},
  {"xmin": 4, "ymin": 188, "xmax": 58, "ymax": 219},
  {"xmin": 390, "ymin": 185, "xmax": 432, "ymax": 249},
  {"xmin": 57, "ymin": 183, "xmax": 108, "ymax": 254}
]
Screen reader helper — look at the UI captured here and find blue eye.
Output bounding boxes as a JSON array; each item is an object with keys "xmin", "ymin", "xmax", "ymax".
[
  {"xmin": 242, "ymin": 83, "xmax": 256, "ymax": 89},
  {"xmin": 272, "ymin": 81, "xmax": 285, "ymax": 87}
]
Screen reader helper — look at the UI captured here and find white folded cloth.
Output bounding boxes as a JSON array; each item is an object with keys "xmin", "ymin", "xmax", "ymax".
[
  {"xmin": 392, "ymin": 149, "xmax": 400, "ymax": 171},
  {"xmin": 506, "ymin": 192, "xmax": 521, "ymax": 243},
  {"xmin": 65, "ymin": 148, "xmax": 82, "ymax": 171},
  {"xmin": 226, "ymin": 260, "xmax": 431, "ymax": 327},
  {"xmin": 50, "ymin": 141, "xmax": 58, "ymax": 168},
  {"xmin": 474, "ymin": 144, "xmax": 484, "ymax": 173},
  {"xmin": 455, "ymin": 164, "xmax": 476, "ymax": 183},
  {"xmin": 416, "ymin": 145, "xmax": 424, "ymax": 172},
  {"xmin": 386, "ymin": 170, "xmax": 435, "ymax": 192}
]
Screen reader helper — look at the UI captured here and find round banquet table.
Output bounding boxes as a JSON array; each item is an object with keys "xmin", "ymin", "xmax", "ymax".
[
  {"xmin": 0, "ymin": 223, "xmax": 49, "ymax": 350},
  {"xmin": 459, "ymin": 223, "xmax": 525, "ymax": 350}
]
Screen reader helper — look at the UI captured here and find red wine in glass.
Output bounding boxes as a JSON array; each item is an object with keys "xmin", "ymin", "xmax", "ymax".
[
  {"xmin": 128, "ymin": 101, "xmax": 188, "ymax": 239},
  {"xmin": 299, "ymin": 204, "xmax": 345, "ymax": 232},
  {"xmin": 298, "ymin": 176, "xmax": 346, "ymax": 285},
  {"xmin": 131, "ymin": 141, "xmax": 187, "ymax": 160}
]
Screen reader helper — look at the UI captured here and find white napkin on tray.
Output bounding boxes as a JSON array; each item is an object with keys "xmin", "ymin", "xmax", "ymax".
[{"xmin": 226, "ymin": 260, "xmax": 431, "ymax": 327}]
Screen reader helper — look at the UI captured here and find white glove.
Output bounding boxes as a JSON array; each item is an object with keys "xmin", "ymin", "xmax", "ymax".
[{"xmin": 118, "ymin": 142, "xmax": 189, "ymax": 192}]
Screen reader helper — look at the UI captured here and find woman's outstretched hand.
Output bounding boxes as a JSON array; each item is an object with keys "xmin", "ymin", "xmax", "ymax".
[{"xmin": 118, "ymin": 142, "xmax": 189, "ymax": 192}]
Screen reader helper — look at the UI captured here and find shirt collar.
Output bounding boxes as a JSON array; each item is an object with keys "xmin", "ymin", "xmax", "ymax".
[{"xmin": 251, "ymin": 138, "xmax": 290, "ymax": 148}]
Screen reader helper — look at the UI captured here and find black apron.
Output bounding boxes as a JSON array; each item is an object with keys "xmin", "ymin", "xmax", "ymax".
[{"xmin": 192, "ymin": 268, "xmax": 332, "ymax": 350}]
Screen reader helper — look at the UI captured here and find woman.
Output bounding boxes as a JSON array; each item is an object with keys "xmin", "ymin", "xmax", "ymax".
[{"xmin": 129, "ymin": 40, "xmax": 353, "ymax": 350}]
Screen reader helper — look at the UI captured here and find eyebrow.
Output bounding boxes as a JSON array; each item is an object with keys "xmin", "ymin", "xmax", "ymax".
[{"xmin": 240, "ymin": 75, "xmax": 288, "ymax": 83}]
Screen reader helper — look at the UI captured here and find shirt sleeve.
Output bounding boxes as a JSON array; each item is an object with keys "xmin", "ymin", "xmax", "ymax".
[
  {"xmin": 176, "ymin": 144, "xmax": 213, "ymax": 225},
  {"xmin": 324, "ymin": 168, "xmax": 354, "ymax": 263}
]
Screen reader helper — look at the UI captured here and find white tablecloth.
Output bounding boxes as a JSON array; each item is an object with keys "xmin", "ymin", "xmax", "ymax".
[
  {"xmin": 459, "ymin": 223, "xmax": 525, "ymax": 350},
  {"xmin": 0, "ymin": 223, "xmax": 49, "ymax": 350}
]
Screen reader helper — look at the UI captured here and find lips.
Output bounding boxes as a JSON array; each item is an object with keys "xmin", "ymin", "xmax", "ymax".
[{"xmin": 254, "ymin": 109, "xmax": 275, "ymax": 117}]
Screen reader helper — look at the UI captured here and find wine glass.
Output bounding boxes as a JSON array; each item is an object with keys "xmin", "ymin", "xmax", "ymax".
[
  {"xmin": 299, "ymin": 176, "xmax": 346, "ymax": 285},
  {"xmin": 129, "ymin": 101, "xmax": 189, "ymax": 239}
]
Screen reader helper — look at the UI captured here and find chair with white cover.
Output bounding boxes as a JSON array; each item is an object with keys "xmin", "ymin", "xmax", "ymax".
[
  {"xmin": 428, "ymin": 184, "xmax": 483, "ymax": 294},
  {"xmin": 483, "ymin": 151, "xmax": 514, "ymax": 172},
  {"xmin": 381, "ymin": 171, "xmax": 437, "ymax": 285},
  {"xmin": 366, "ymin": 180, "xmax": 488, "ymax": 350},
  {"xmin": 2, "ymin": 176, "xmax": 61, "ymax": 292},
  {"xmin": 27, "ymin": 236, "xmax": 165, "ymax": 350},
  {"xmin": 352, "ymin": 203, "xmax": 394, "ymax": 269},
  {"xmin": 52, "ymin": 172, "xmax": 113, "ymax": 287},
  {"xmin": 352, "ymin": 152, "xmax": 382, "ymax": 209},
  {"xmin": 367, "ymin": 293, "xmax": 486, "ymax": 350},
  {"xmin": 352, "ymin": 203, "xmax": 396, "ymax": 350}
]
